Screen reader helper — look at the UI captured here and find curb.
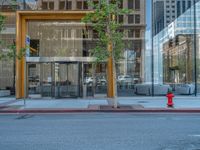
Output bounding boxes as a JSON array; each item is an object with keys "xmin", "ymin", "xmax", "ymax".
[{"xmin": 1, "ymin": 108, "xmax": 200, "ymax": 113}]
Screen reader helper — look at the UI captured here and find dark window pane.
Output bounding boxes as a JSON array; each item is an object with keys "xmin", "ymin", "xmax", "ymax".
[
  {"xmin": 42, "ymin": 2, "xmax": 48, "ymax": 10},
  {"xmin": 177, "ymin": 1, "xmax": 181, "ymax": 17},
  {"xmin": 83, "ymin": 1, "xmax": 88, "ymax": 9},
  {"xmin": 128, "ymin": 15, "xmax": 134, "ymax": 24},
  {"xmin": 49, "ymin": 2, "xmax": 54, "ymax": 10},
  {"xmin": 77, "ymin": 1, "xmax": 82, "ymax": 9},
  {"xmin": 188, "ymin": 0, "xmax": 191, "ymax": 9},
  {"xmin": 182, "ymin": 1, "xmax": 186, "ymax": 12},
  {"xmin": 135, "ymin": 0, "xmax": 140, "ymax": 10},
  {"xmin": 59, "ymin": 1, "xmax": 65, "ymax": 10},
  {"xmin": 128, "ymin": 0, "xmax": 134, "ymax": 9},
  {"xmin": 93, "ymin": 30, "xmax": 98, "ymax": 38},
  {"xmin": 118, "ymin": 15, "xmax": 123, "ymax": 23},
  {"xmin": 67, "ymin": 1, "xmax": 72, "ymax": 10},
  {"xmin": 135, "ymin": 15, "xmax": 140, "ymax": 24},
  {"xmin": 135, "ymin": 29, "xmax": 140, "ymax": 38},
  {"xmin": 128, "ymin": 29, "xmax": 134, "ymax": 38}
]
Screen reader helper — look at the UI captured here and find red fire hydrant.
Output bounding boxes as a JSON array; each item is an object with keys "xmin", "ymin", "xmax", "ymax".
[{"xmin": 166, "ymin": 92, "xmax": 174, "ymax": 107}]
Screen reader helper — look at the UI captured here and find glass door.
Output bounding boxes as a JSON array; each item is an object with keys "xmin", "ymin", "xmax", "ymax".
[
  {"xmin": 55, "ymin": 63, "xmax": 79, "ymax": 98},
  {"xmin": 94, "ymin": 63, "xmax": 107, "ymax": 97},
  {"xmin": 83, "ymin": 63, "xmax": 107, "ymax": 97},
  {"xmin": 27, "ymin": 63, "xmax": 41, "ymax": 98},
  {"xmin": 41, "ymin": 63, "xmax": 53, "ymax": 97}
]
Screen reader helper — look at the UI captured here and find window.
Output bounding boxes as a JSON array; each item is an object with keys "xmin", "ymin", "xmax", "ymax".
[
  {"xmin": 135, "ymin": 29, "xmax": 140, "ymax": 38},
  {"xmin": 42, "ymin": 2, "xmax": 48, "ymax": 10},
  {"xmin": 177, "ymin": 1, "xmax": 181, "ymax": 17},
  {"xmin": 49, "ymin": 2, "xmax": 54, "ymax": 10},
  {"xmin": 135, "ymin": 0, "xmax": 140, "ymax": 10},
  {"xmin": 135, "ymin": 15, "xmax": 140, "ymax": 24},
  {"xmin": 188, "ymin": 0, "xmax": 191, "ymax": 9},
  {"xmin": 66, "ymin": 1, "xmax": 72, "ymax": 10},
  {"xmin": 83, "ymin": 1, "xmax": 88, "ymax": 9},
  {"xmin": 118, "ymin": 15, "xmax": 123, "ymax": 23},
  {"xmin": 128, "ymin": 0, "xmax": 134, "ymax": 9},
  {"xmin": 128, "ymin": 15, "xmax": 134, "ymax": 24},
  {"xmin": 128, "ymin": 29, "xmax": 134, "ymax": 38},
  {"xmin": 59, "ymin": 1, "xmax": 65, "ymax": 10},
  {"xmin": 93, "ymin": 30, "xmax": 98, "ymax": 38},
  {"xmin": 77, "ymin": 1, "xmax": 82, "ymax": 9},
  {"xmin": 182, "ymin": 1, "xmax": 186, "ymax": 12}
]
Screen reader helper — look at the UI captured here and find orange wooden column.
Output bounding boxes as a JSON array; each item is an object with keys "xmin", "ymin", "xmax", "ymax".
[
  {"xmin": 16, "ymin": 13, "xmax": 26, "ymax": 99},
  {"xmin": 107, "ymin": 42, "xmax": 115, "ymax": 98}
]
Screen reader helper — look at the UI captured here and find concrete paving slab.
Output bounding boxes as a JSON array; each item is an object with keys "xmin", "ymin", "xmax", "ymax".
[
  {"xmin": 7, "ymin": 99, "xmax": 108, "ymax": 109},
  {"xmin": 0, "ymin": 96, "xmax": 200, "ymax": 113}
]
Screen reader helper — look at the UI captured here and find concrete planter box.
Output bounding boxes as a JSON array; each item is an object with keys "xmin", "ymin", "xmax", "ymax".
[
  {"xmin": 134, "ymin": 84, "xmax": 171, "ymax": 96},
  {"xmin": 0, "ymin": 90, "xmax": 11, "ymax": 97},
  {"xmin": 175, "ymin": 84, "xmax": 195, "ymax": 95}
]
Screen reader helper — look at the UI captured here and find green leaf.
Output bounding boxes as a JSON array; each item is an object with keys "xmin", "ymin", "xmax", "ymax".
[{"xmin": 82, "ymin": 0, "xmax": 131, "ymax": 64}]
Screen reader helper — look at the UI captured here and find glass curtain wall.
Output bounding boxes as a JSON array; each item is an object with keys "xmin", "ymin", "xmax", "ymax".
[
  {"xmin": 195, "ymin": 0, "xmax": 200, "ymax": 95},
  {"xmin": 26, "ymin": 20, "xmax": 90, "ymax": 98},
  {"xmin": 152, "ymin": 0, "xmax": 199, "ymax": 96},
  {"xmin": 26, "ymin": 20, "xmax": 108, "ymax": 98}
]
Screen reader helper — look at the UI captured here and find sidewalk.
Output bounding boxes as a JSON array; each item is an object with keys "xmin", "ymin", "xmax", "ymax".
[{"xmin": 0, "ymin": 96, "xmax": 200, "ymax": 113}]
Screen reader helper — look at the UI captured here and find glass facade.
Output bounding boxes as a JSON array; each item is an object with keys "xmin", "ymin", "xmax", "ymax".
[
  {"xmin": 9, "ymin": 0, "xmax": 145, "ymax": 98},
  {"xmin": 152, "ymin": 0, "xmax": 200, "ymax": 96},
  {"xmin": 26, "ymin": 20, "xmax": 108, "ymax": 98},
  {"xmin": 6, "ymin": 0, "xmax": 200, "ymax": 98}
]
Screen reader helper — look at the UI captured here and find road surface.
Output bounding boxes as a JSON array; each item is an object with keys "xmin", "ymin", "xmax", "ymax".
[{"xmin": 0, "ymin": 113, "xmax": 200, "ymax": 150}]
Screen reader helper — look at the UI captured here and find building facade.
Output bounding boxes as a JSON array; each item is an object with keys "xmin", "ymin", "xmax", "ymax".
[
  {"xmin": 0, "ymin": 0, "xmax": 146, "ymax": 98},
  {"xmin": 0, "ymin": 1, "xmax": 17, "ymax": 94}
]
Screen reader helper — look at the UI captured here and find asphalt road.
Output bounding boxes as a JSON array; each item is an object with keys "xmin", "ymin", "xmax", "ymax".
[{"xmin": 0, "ymin": 113, "xmax": 200, "ymax": 150}]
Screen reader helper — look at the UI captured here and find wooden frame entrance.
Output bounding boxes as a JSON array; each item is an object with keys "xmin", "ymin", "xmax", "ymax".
[{"xmin": 16, "ymin": 11, "xmax": 115, "ymax": 99}]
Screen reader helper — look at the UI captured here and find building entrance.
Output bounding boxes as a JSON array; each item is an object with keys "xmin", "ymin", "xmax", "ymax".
[
  {"xmin": 27, "ymin": 62, "xmax": 80, "ymax": 98},
  {"xmin": 54, "ymin": 63, "xmax": 80, "ymax": 98},
  {"xmin": 26, "ymin": 59, "xmax": 107, "ymax": 99}
]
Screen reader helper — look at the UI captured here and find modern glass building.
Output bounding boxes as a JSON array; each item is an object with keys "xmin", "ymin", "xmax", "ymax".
[{"xmin": 152, "ymin": 0, "xmax": 200, "ymax": 96}]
